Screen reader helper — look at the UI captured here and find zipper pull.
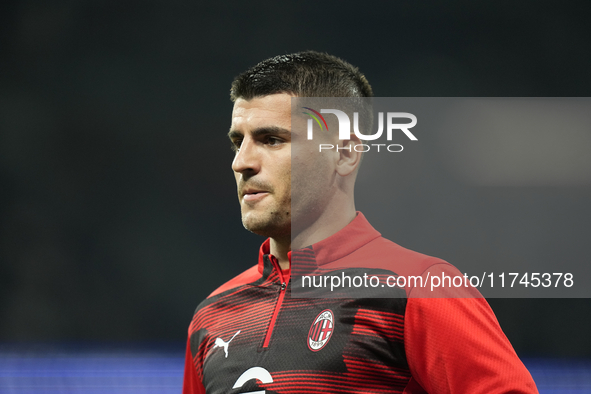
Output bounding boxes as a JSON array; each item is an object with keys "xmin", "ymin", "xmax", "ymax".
[{"xmin": 281, "ymin": 282, "xmax": 286, "ymax": 291}]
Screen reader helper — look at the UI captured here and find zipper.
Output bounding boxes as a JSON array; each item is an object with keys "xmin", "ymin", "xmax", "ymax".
[{"xmin": 262, "ymin": 255, "xmax": 288, "ymax": 348}]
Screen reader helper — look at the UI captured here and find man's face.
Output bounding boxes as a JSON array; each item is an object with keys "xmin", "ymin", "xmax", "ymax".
[{"xmin": 229, "ymin": 94, "xmax": 293, "ymax": 238}]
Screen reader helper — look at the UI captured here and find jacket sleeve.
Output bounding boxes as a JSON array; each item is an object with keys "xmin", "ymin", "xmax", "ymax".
[
  {"xmin": 403, "ymin": 264, "xmax": 538, "ymax": 393},
  {"xmin": 183, "ymin": 336, "xmax": 206, "ymax": 394}
]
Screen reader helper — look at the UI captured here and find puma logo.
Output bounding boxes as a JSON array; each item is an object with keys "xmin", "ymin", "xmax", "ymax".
[{"xmin": 213, "ymin": 330, "xmax": 241, "ymax": 358}]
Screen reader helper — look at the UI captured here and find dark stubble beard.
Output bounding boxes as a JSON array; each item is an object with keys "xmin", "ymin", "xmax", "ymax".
[{"xmin": 242, "ymin": 208, "xmax": 291, "ymax": 239}]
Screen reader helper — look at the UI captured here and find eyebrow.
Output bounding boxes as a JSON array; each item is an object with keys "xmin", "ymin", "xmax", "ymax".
[{"xmin": 228, "ymin": 126, "xmax": 291, "ymax": 140}]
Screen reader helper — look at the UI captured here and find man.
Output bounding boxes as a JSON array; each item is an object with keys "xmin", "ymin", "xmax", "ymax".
[{"xmin": 183, "ymin": 51, "xmax": 538, "ymax": 393}]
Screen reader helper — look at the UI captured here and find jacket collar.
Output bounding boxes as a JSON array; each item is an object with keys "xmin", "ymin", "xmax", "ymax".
[{"xmin": 257, "ymin": 212, "xmax": 380, "ymax": 273}]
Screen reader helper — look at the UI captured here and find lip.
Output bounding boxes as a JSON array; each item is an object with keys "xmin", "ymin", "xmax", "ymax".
[
  {"xmin": 241, "ymin": 186, "xmax": 270, "ymax": 202},
  {"xmin": 242, "ymin": 191, "xmax": 269, "ymax": 202}
]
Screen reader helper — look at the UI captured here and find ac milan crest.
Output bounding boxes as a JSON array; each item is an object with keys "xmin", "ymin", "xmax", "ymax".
[{"xmin": 307, "ymin": 309, "xmax": 335, "ymax": 351}]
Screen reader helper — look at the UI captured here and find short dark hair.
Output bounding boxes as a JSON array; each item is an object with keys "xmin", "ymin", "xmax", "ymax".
[{"xmin": 230, "ymin": 51, "xmax": 373, "ymax": 101}]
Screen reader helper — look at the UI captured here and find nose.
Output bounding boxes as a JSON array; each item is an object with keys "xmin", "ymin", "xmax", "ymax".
[{"xmin": 231, "ymin": 136, "xmax": 260, "ymax": 175}]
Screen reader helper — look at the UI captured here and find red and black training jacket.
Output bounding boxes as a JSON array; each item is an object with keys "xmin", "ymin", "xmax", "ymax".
[{"xmin": 183, "ymin": 213, "xmax": 538, "ymax": 394}]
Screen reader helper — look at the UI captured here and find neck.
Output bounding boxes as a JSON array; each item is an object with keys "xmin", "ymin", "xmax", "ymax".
[
  {"xmin": 270, "ymin": 201, "xmax": 357, "ymax": 271},
  {"xmin": 270, "ymin": 236, "xmax": 291, "ymax": 271},
  {"xmin": 292, "ymin": 204, "xmax": 356, "ymax": 251}
]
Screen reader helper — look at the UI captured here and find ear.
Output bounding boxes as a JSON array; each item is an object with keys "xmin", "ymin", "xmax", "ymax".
[{"xmin": 335, "ymin": 133, "xmax": 362, "ymax": 177}]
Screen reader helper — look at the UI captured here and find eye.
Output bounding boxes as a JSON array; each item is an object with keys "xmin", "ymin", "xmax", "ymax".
[
  {"xmin": 265, "ymin": 136, "xmax": 282, "ymax": 146},
  {"xmin": 230, "ymin": 139, "xmax": 242, "ymax": 152}
]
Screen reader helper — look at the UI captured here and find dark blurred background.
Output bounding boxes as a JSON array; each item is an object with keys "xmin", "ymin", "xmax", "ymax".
[{"xmin": 1, "ymin": 0, "xmax": 590, "ymax": 361}]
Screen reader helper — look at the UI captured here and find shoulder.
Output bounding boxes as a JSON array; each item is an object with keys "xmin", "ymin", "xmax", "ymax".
[
  {"xmin": 207, "ymin": 264, "xmax": 262, "ymax": 298},
  {"xmin": 188, "ymin": 264, "xmax": 262, "ymax": 334},
  {"xmin": 326, "ymin": 235, "xmax": 453, "ymax": 277},
  {"xmin": 319, "ymin": 235, "xmax": 471, "ymax": 298}
]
